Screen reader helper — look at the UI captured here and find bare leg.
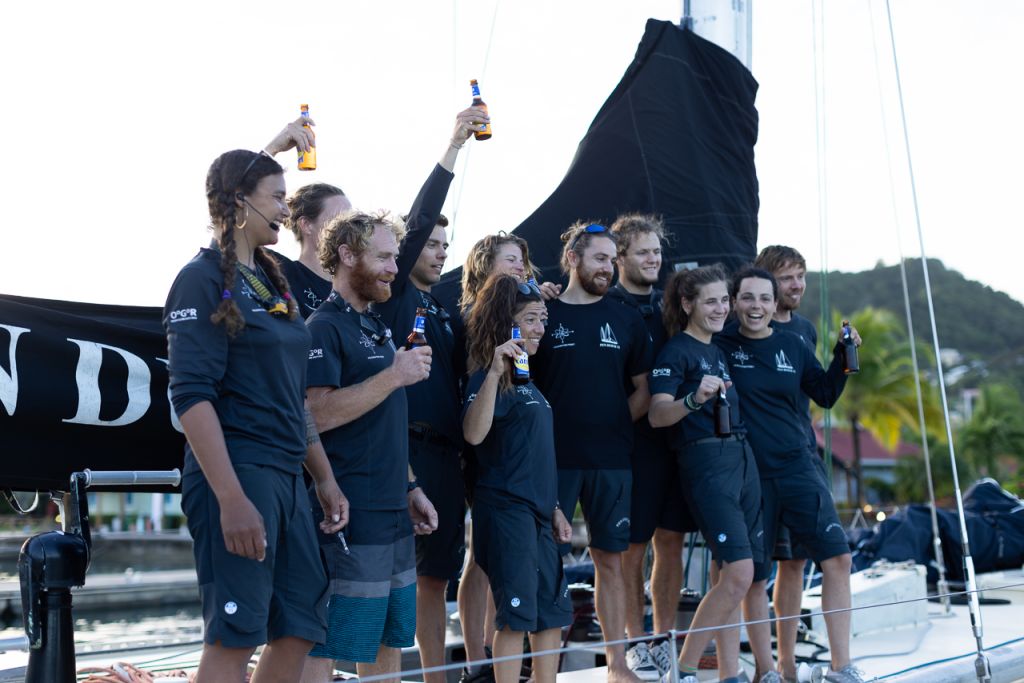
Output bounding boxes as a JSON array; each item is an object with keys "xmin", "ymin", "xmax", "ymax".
[
  {"xmin": 299, "ymin": 656, "xmax": 335, "ymax": 683},
  {"xmin": 819, "ymin": 553, "xmax": 853, "ymax": 671},
  {"xmin": 356, "ymin": 645, "xmax": 402, "ymax": 683},
  {"xmin": 773, "ymin": 558, "xmax": 807, "ymax": 679},
  {"xmin": 676, "ymin": 559, "xmax": 753, "ymax": 673},
  {"xmin": 484, "ymin": 586, "xmax": 497, "ymax": 650},
  {"xmin": 417, "ymin": 575, "xmax": 450, "ymax": 683},
  {"xmin": 252, "ymin": 637, "xmax": 313, "ymax": 683},
  {"xmin": 650, "ymin": 529, "xmax": 684, "ymax": 634},
  {"xmin": 591, "ymin": 547, "xmax": 642, "ymax": 683},
  {"xmin": 622, "ymin": 542, "xmax": 650, "ymax": 639},
  {"xmin": 459, "ymin": 549, "xmax": 491, "ymax": 664},
  {"xmin": 529, "ymin": 628, "xmax": 563, "ymax": 683},
  {"xmin": 742, "ymin": 580, "xmax": 775, "ymax": 679},
  {"xmin": 194, "ymin": 643, "xmax": 257, "ymax": 683},
  {"xmin": 710, "ymin": 563, "xmax": 740, "ymax": 681},
  {"xmin": 492, "ymin": 626, "xmax": 526, "ymax": 683}
]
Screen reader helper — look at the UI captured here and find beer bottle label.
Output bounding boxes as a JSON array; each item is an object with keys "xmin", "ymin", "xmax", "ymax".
[{"xmin": 414, "ymin": 315, "xmax": 426, "ymax": 333}]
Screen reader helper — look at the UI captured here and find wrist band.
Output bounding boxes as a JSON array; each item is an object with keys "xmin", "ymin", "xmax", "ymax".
[{"xmin": 684, "ymin": 392, "xmax": 703, "ymax": 411}]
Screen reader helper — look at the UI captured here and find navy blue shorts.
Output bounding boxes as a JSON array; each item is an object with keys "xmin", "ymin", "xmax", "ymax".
[
  {"xmin": 181, "ymin": 466, "xmax": 328, "ymax": 649},
  {"xmin": 630, "ymin": 453, "xmax": 697, "ymax": 543},
  {"xmin": 557, "ymin": 468, "xmax": 632, "ymax": 554},
  {"xmin": 409, "ymin": 435, "xmax": 466, "ymax": 580},
  {"xmin": 473, "ymin": 501, "xmax": 573, "ymax": 633},
  {"xmin": 309, "ymin": 507, "xmax": 417, "ymax": 662},
  {"xmin": 677, "ymin": 437, "xmax": 764, "ymax": 566},
  {"xmin": 772, "ymin": 456, "xmax": 829, "ymax": 561},
  {"xmin": 754, "ymin": 458, "xmax": 849, "ymax": 582}
]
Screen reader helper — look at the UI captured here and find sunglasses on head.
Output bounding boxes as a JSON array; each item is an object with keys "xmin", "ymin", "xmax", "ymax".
[
  {"xmin": 517, "ymin": 281, "xmax": 542, "ymax": 297},
  {"xmin": 359, "ymin": 311, "xmax": 392, "ymax": 346},
  {"xmin": 238, "ymin": 150, "xmax": 274, "ymax": 189},
  {"xmin": 568, "ymin": 223, "xmax": 609, "ymax": 251}
]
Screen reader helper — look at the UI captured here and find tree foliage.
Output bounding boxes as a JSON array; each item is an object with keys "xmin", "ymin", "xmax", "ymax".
[{"xmin": 957, "ymin": 384, "xmax": 1024, "ymax": 479}]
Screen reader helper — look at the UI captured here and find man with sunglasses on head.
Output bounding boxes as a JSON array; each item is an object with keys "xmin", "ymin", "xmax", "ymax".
[
  {"xmin": 532, "ymin": 221, "xmax": 652, "ymax": 683},
  {"xmin": 605, "ymin": 214, "xmax": 696, "ymax": 680},
  {"xmin": 371, "ymin": 107, "xmax": 487, "ymax": 683}
]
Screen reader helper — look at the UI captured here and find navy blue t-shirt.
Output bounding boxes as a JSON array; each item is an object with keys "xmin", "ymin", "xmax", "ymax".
[
  {"xmin": 531, "ymin": 297, "xmax": 652, "ymax": 470},
  {"xmin": 607, "ymin": 285, "xmax": 670, "ymax": 460},
  {"xmin": 463, "ymin": 370, "xmax": 559, "ymax": 521},
  {"xmin": 771, "ymin": 312, "xmax": 819, "ymax": 451},
  {"xmin": 648, "ymin": 332, "xmax": 745, "ymax": 457},
  {"xmin": 715, "ymin": 327, "xmax": 846, "ymax": 478},
  {"xmin": 306, "ymin": 292, "xmax": 408, "ymax": 510},
  {"xmin": 165, "ymin": 248, "xmax": 310, "ymax": 476},
  {"xmin": 270, "ymin": 251, "xmax": 332, "ymax": 320},
  {"xmin": 372, "ymin": 164, "xmax": 460, "ymax": 445}
]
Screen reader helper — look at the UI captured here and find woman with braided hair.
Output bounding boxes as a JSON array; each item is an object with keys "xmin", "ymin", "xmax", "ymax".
[{"xmin": 163, "ymin": 149, "xmax": 348, "ymax": 682}]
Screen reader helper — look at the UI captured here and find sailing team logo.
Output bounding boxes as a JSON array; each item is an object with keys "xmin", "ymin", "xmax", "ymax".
[
  {"xmin": 699, "ymin": 358, "xmax": 713, "ymax": 372},
  {"xmin": 731, "ymin": 347, "xmax": 753, "ymax": 368},
  {"xmin": 775, "ymin": 350, "xmax": 795, "ymax": 373},
  {"xmin": 599, "ymin": 323, "xmax": 620, "ymax": 349},
  {"xmin": 551, "ymin": 323, "xmax": 574, "ymax": 348}
]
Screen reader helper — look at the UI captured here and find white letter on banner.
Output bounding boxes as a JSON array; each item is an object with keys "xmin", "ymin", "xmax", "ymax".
[
  {"xmin": 64, "ymin": 339, "xmax": 152, "ymax": 427},
  {"xmin": 155, "ymin": 358, "xmax": 184, "ymax": 434},
  {"xmin": 0, "ymin": 325, "xmax": 30, "ymax": 416}
]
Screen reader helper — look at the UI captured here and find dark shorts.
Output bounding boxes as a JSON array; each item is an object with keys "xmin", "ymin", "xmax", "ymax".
[
  {"xmin": 630, "ymin": 453, "xmax": 698, "ymax": 543},
  {"xmin": 409, "ymin": 434, "xmax": 466, "ymax": 580},
  {"xmin": 557, "ymin": 468, "xmax": 632, "ymax": 554},
  {"xmin": 754, "ymin": 458, "xmax": 850, "ymax": 582},
  {"xmin": 677, "ymin": 437, "xmax": 764, "ymax": 566},
  {"xmin": 309, "ymin": 508, "xmax": 417, "ymax": 662},
  {"xmin": 772, "ymin": 456, "xmax": 829, "ymax": 561},
  {"xmin": 181, "ymin": 466, "xmax": 328, "ymax": 649},
  {"xmin": 462, "ymin": 444, "xmax": 480, "ymax": 508},
  {"xmin": 472, "ymin": 501, "xmax": 573, "ymax": 633}
]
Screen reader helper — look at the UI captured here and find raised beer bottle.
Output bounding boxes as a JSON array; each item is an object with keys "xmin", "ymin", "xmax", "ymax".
[
  {"xmin": 510, "ymin": 325, "xmax": 531, "ymax": 385},
  {"xmin": 841, "ymin": 320, "xmax": 860, "ymax": 374},
  {"xmin": 406, "ymin": 308, "xmax": 428, "ymax": 349},
  {"xmin": 297, "ymin": 104, "xmax": 317, "ymax": 171},
  {"xmin": 469, "ymin": 79, "xmax": 492, "ymax": 140},
  {"xmin": 713, "ymin": 389, "xmax": 732, "ymax": 438}
]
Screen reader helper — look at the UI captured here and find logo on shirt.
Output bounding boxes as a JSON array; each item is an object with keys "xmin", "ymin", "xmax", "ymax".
[
  {"xmin": 168, "ymin": 308, "xmax": 198, "ymax": 323},
  {"xmin": 551, "ymin": 323, "xmax": 574, "ymax": 348},
  {"xmin": 775, "ymin": 350, "xmax": 795, "ymax": 373},
  {"xmin": 358, "ymin": 333, "xmax": 375, "ymax": 349},
  {"xmin": 516, "ymin": 385, "xmax": 540, "ymax": 405},
  {"xmin": 309, "ymin": 348, "xmax": 323, "ymax": 360},
  {"xmin": 467, "ymin": 392, "xmax": 478, "ymax": 404},
  {"xmin": 719, "ymin": 361, "xmax": 731, "ymax": 382},
  {"xmin": 303, "ymin": 287, "xmax": 324, "ymax": 313},
  {"xmin": 599, "ymin": 323, "xmax": 620, "ymax": 349},
  {"xmin": 730, "ymin": 348, "xmax": 753, "ymax": 369},
  {"xmin": 699, "ymin": 358, "xmax": 713, "ymax": 373},
  {"xmin": 652, "ymin": 368, "xmax": 671, "ymax": 377}
]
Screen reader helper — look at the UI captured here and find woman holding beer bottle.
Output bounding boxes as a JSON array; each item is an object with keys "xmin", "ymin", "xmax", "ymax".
[
  {"xmin": 715, "ymin": 267, "xmax": 865, "ymax": 683},
  {"xmin": 163, "ymin": 149, "xmax": 347, "ymax": 683},
  {"xmin": 647, "ymin": 264, "xmax": 762, "ymax": 683},
  {"xmin": 461, "ymin": 274, "xmax": 572, "ymax": 683}
]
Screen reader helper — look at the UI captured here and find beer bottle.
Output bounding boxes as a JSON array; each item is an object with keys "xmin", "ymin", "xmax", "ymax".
[
  {"xmin": 297, "ymin": 104, "xmax": 317, "ymax": 171},
  {"xmin": 469, "ymin": 79, "xmax": 492, "ymax": 140},
  {"xmin": 406, "ymin": 307, "xmax": 428, "ymax": 349},
  {"xmin": 510, "ymin": 325, "xmax": 531, "ymax": 385},
  {"xmin": 713, "ymin": 388, "xmax": 732, "ymax": 437},
  {"xmin": 841, "ymin": 320, "xmax": 860, "ymax": 374}
]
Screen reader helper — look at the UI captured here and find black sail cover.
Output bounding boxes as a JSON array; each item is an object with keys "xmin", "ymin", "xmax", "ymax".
[
  {"xmin": 435, "ymin": 19, "xmax": 759, "ymax": 305},
  {"xmin": 0, "ymin": 20, "xmax": 758, "ymax": 492}
]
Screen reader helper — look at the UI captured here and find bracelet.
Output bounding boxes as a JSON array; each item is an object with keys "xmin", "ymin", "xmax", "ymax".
[
  {"xmin": 683, "ymin": 392, "xmax": 703, "ymax": 411},
  {"xmin": 407, "ymin": 480, "xmax": 420, "ymax": 493}
]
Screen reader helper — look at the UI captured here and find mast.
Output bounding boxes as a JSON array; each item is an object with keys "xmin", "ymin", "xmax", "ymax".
[{"xmin": 681, "ymin": 0, "xmax": 753, "ymax": 71}]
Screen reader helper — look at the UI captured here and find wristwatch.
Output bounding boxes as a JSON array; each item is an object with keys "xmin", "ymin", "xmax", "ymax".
[{"xmin": 407, "ymin": 480, "xmax": 421, "ymax": 493}]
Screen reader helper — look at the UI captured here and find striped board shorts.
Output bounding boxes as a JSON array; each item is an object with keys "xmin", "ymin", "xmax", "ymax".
[{"xmin": 309, "ymin": 507, "xmax": 417, "ymax": 662}]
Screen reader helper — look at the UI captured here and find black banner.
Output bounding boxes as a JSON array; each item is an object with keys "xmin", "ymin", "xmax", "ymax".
[{"xmin": 0, "ymin": 294, "xmax": 184, "ymax": 492}]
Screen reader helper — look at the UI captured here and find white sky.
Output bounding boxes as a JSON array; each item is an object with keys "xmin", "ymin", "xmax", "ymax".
[{"xmin": 1, "ymin": 1, "xmax": 1021, "ymax": 307}]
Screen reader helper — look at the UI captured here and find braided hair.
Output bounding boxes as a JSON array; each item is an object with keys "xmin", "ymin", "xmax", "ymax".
[{"xmin": 205, "ymin": 150, "xmax": 294, "ymax": 336}]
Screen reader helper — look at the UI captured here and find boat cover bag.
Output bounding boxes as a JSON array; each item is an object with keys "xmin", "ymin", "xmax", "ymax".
[
  {"xmin": 855, "ymin": 481, "xmax": 1024, "ymax": 582},
  {"xmin": 434, "ymin": 19, "xmax": 760, "ymax": 308}
]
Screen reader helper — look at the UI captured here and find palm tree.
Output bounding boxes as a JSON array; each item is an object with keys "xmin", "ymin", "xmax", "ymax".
[
  {"xmin": 958, "ymin": 383, "xmax": 1024, "ymax": 480},
  {"xmin": 824, "ymin": 307, "xmax": 943, "ymax": 507}
]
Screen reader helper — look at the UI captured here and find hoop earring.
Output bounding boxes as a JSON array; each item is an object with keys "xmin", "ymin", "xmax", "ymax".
[{"xmin": 236, "ymin": 205, "xmax": 249, "ymax": 230}]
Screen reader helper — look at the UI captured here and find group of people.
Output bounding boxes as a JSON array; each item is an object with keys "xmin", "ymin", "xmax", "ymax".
[{"xmin": 163, "ymin": 106, "xmax": 865, "ymax": 683}]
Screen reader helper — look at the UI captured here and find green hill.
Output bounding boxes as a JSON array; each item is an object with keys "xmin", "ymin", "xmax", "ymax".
[{"xmin": 801, "ymin": 259, "xmax": 1024, "ymax": 394}]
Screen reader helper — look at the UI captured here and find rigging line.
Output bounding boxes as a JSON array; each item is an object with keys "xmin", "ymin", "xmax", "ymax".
[
  {"xmin": 883, "ymin": 1, "xmax": 991, "ymax": 681},
  {"xmin": 866, "ymin": 0, "xmax": 950, "ymax": 613},
  {"xmin": 448, "ymin": 0, "xmax": 501, "ymax": 245},
  {"xmin": 811, "ymin": 0, "xmax": 834, "ymax": 483}
]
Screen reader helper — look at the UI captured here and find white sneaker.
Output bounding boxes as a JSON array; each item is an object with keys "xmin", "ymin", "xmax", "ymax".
[
  {"xmin": 658, "ymin": 674, "xmax": 698, "ymax": 683},
  {"xmin": 824, "ymin": 665, "xmax": 866, "ymax": 683},
  {"xmin": 648, "ymin": 639, "xmax": 674, "ymax": 676},
  {"xmin": 758, "ymin": 673, "xmax": 784, "ymax": 683},
  {"xmin": 626, "ymin": 642, "xmax": 662, "ymax": 681}
]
